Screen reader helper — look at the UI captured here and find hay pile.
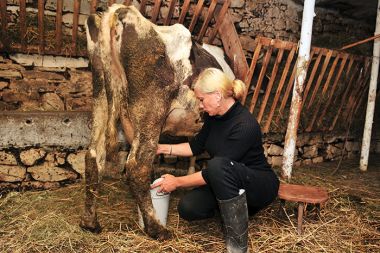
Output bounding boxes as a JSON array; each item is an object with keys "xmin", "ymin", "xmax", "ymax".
[{"xmin": 0, "ymin": 158, "xmax": 379, "ymax": 252}]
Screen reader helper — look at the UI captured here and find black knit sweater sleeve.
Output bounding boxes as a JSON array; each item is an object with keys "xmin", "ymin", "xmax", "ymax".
[{"xmin": 189, "ymin": 116, "xmax": 211, "ymax": 156}]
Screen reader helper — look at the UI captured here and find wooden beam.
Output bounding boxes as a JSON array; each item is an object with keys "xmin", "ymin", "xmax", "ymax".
[
  {"xmin": 151, "ymin": 0, "xmax": 162, "ymax": 23},
  {"xmin": 140, "ymin": 0, "xmax": 148, "ymax": 16},
  {"xmin": 306, "ymin": 53, "xmax": 340, "ymax": 132},
  {"xmin": 90, "ymin": 0, "xmax": 97, "ymax": 14},
  {"xmin": 0, "ymin": 0, "xmax": 8, "ymax": 50},
  {"xmin": 208, "ymin": 0, "xmax": 230, "ymax": 44},
  {"xmin": 55, "ymin": 0, "xmax": 63, "ymax": 54},
  {"xmin": 257, "ymin": 48, "xmax": 284, "ymax": 123},
  {"xmin": 306, "ymin": 49, "xmax": 333, "ymax": 109},
  {"xmin": 188, "ymin": 0, "xmax": 204, "ymax": 33},
  {"xmin": 317, "ymin": 54, "xmax": 349, "ymax": 127},
  {"xmin": 216, "ymin": 11, "xmax": 248, "ymax": 81},
  {"xmin": 197, "ymin": 0, "xmax": 218, "ymax": 42},
  {"xmin": 38, "ymin": 0, "xmax": 45, "ymax": 54},
  {"xmin": 264, "ymin": 45, "xmax": 296, "ymax": 133},
  {"xmin": 178, "ymin": 0, "xmax": 191, "ymax": 24},
  {"xmin": 72, "ymin": 0, "xmax": 81, "ymax": 56},
  {"xmin": 248, "ymin": 45, "xmax": 273, "ymax": 113},
  {"xmin": 19, "ymin": 0, "xmax": 27, "ymax": 51},
  {"xmin": 301, "ymin": 48, "xmax": 324, "ymax": 108},
  {"xmin": 242, "ymin": 41, "xmax": 262, "ymax": 105},
  {"xmin": 164, "ymin": 0, "xmax": 177, "ymax": 25}
]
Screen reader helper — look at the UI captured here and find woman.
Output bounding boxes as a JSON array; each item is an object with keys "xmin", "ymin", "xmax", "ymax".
[{"xmin": 153, "ymin": 68, "xmax": 279, "ymax": 253}]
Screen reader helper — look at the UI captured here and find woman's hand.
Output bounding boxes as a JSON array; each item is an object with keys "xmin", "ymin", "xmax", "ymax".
[
  {"xmin": 151, "ymin": 174, "xmax": 178, "ymax": 193},
  {"xmin": 156, "ymin": 144, "xmax": 171, "ymax": 155}
]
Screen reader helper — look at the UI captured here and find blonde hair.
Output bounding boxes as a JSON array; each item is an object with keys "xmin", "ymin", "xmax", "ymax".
[{"xmin": 194, "ymin": 68, "xmax": 246, "ymax": 101}]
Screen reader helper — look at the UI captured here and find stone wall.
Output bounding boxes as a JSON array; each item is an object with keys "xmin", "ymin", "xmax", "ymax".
[
  {"xmin": 231, "ymin": 0, "xmax": 374, "ymax": 56},
  {"xmin": 2, "ymin": 131, "xmax": 379, "ymax": 191},
  {"xmin": 0, "ymin": 55, "xmax": 91, "ymax": 111}
]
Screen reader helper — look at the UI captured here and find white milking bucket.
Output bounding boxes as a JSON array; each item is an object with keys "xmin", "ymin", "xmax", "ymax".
[{"xmin": 138, "ymin": 178, "xmax": 170, "ymax": 228}]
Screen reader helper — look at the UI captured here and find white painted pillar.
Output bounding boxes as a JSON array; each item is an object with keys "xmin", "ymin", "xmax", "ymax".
[
  {"xmin": 281, "ymin": 0, "xmax": 315, "ymax": 180},
  {"xmin": 360, "ymin": 0, "xmax": 380, "ymax": 171}
]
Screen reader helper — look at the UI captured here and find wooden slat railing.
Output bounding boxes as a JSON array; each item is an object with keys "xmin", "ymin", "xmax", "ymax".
[{"xmin": 241, "ymin": 37, "xmax": 371, "ymax": 133}]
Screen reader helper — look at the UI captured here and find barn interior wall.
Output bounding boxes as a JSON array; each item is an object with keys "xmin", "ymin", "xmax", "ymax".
[
  {"xmin": 0, "ymin": 53, "xmax": 379, "ymax": 189},
  {"xmin": 0, "ymin": 0, "xmax": 378, "ymax": 189}
]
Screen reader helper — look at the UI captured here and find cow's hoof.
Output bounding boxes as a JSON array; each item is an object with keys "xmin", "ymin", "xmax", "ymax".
[
  {"xmin": 79, "ymin": 219, "xmax": 102, "ymax": 234},
  {"xmin": 146, "ymin": 227, "xmax": 172, "ymax": 241},
  {"xmin": 157, "ymin": 228, "xmax": 172, "ymax": 241}
]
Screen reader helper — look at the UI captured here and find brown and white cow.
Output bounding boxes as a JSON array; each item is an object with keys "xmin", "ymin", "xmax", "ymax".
[{"xmin": 80, "ymin": 4, "xmax": 234, "ymax": 240}]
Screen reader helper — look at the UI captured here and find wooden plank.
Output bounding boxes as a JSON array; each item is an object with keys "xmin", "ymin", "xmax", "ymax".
[
  {"xmin": 342, "ymin": 59, "xmax": 371, "ymax": 121},
  {"xmin": 19, "ymin": 0, "xmax": 27, "ymax": 51},
  {"xmin": 164, "ymin": 0, "xmax": 177, "ymax": 25},
  {"xmin": 151, "ymin": 0, "xmax": 162, "ymax": 23},
  {"xmin": 178, "ymin": 0, "xmax": 191, "ymax": 24},
  {"xmin": 277, "ymin": 59, "xmax": 297, "ymax": 118},
  {"xmin": 8, "ymin": 43, "xmax": 87, "ymax": 57},
  {"xmin": 306, "ymin": 53, "xmax": 340, "ymax": 132},
  {"xmin": 329, "ymin": 63, "xmax": 361, "ymax": 131},
  {"xmin": 249, "ymin": 45, "xmax": 273, "ymax": 113},
  {"xmin": 264, "ymin": 45, "xmax": 296, "ymax": 133},
  {"xmin": 242, "ymin": 41, "xmax": 262, "ymax": 105},
  {"xmin": 207, "ymin": 0, "xmax": 230, "ymax": 44},
  {"xmin": 322, "ymin": 53, "xmax": 341, "ymax": 94},
  {"xmin": 332, "ymin": 55, "xmax": 355, "ymax": 105},
  {"xmin": 72, "ymin": 0, "xmax": 81, "ymax": 56},
  {"xmin": 306, "ymin": 49, "xmax": 333, "ymax": 109},
  {"xmin": 353, "ymin": 85, "xmax": 369, "ymax": 115},
  {"xmin": 301, "ymin": 48, "xmax": 324, "ymax": 108},
  {"xmin": 348, "ymin": 75, "xmax": 370, "ymax": 121},
  {"xmin": 257, "ymin": 48, "xmax": 284, "ymax": 123},
  {"xmin": 197, "ymin": 0, "xmax": 218, "ymax": 42},
  {"xmin": 55, "ymin": 0, "xmax": 63, "ymax": 54},
  {"xmin": 215, "ymin": 11, "xmax": 248, "ymax": 81},
  {"xmin": 0, "ymin": 0, "xmax": 8, "ymax": 49},
  {"xmin": 140, "ymin": 0, "xmax": 148, "ymax": 16},
  {"xmin": 258, "ymin": 37, "xmax": 295, "ymax": 51},
  {"xmin": 276, "ymin": 48, "xmax": 316, "ymax": 124},
  {"xmin": 90, "ymin": 0, "xmax": 97, "ymax": 13},
  {"xmin": 318, "ymin": 54, "xmax": 349, "ymax": 127},
  {"xmin": 188, "ymin": 0, "xmax": 205, "ymax": 33},
  {"xmin": 38, "ymin": 0, "xmax": 45, "ymax": 54}
]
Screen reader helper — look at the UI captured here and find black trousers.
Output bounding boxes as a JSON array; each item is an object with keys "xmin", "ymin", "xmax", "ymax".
[{"xmin": 178, "ymin": 157, "xmax": 279, "ymax": 221}]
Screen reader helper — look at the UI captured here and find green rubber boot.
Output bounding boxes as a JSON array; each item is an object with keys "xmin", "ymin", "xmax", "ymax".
[{"xmin": 218, "ymin": 191, "xmax": 248, "ymax": 253}]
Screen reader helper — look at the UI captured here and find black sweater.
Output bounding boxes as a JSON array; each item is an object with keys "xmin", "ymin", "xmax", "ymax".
[{"xmin": 189, "ymin": 101, "xmax": 270, "ymax": 171}]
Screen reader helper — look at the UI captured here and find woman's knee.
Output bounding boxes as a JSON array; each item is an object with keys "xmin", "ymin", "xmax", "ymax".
[
  {"xmin": 207, "ymin": 157, "xmax": 231, "ymax": 181},
  {"xmin": 177, "ymin": 197, "xmax": 214, "ymax": 221}
]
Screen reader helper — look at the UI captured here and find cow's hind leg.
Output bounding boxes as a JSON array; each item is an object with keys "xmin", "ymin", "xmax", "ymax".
[
  {"xmin": 80, "ymin": 150, "xmax": 102, "ymax": 233},
  {"xmin": 80, "ymin": 90, "xmax": 108, "ymax": 233},
  {"xmin": 125, "ymin": 132, "xmax": 171, "ymax": 240}
]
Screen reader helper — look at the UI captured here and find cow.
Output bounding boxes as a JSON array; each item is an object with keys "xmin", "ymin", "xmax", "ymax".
[{"xmin": 80, "ymin": 4, "xmax": 235, "ymax": 240}]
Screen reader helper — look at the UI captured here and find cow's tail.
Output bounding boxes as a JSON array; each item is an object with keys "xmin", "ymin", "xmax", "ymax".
[{"xmin": 101, "ymin": 5, "xmax": 130, "ymax": 167}]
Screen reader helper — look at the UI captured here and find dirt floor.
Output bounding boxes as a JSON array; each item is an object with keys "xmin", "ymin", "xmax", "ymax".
[{"xmin": 0, "ymin": 156, "xmax": 379, "ymax": 253}]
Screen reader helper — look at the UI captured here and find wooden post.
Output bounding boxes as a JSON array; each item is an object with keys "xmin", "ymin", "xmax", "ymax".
[
  {"xmin": 360, "ymin": 0, "xmax": 380, "ymax": 171},
  {"xmin": 38, "ymin": 0, "xmax": 45, "ymax": 54},
  {"xmin": 282, "ymin": 0, "xmax": 315, "ymax": 180},
  {"xmin": 56, "ymin": 0, "xmax": 63, "ymax": 54},
  {"xmin": 19, "ymin": 0, "xmax": 27, "ymax": 51}
]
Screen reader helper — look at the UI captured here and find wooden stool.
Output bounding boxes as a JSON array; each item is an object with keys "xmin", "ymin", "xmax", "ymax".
[{"xmin": 278, "ymin": 183, "xmax": 329, "ymax": 234}]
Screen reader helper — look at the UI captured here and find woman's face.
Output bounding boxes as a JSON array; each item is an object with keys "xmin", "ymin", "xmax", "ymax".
[{"xmin": 194, "ymin": 88, "xmax": 221, "ymax": 116}]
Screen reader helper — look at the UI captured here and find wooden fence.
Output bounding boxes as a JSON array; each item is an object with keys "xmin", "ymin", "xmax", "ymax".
[
  {"xmin": 0, "ymin": 0, "xmax": 371, "ymax": 134},
  {"xmin": 242, "ymin": 37, "xmax": 371, "ymax": 134}
]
